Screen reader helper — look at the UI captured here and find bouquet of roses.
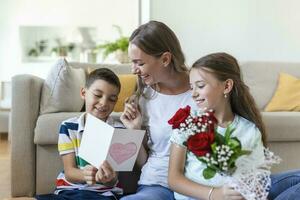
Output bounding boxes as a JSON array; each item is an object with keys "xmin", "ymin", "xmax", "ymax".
[{"xmin": 168, "ymin": 105, "xmax": 251, "ymax": 179}]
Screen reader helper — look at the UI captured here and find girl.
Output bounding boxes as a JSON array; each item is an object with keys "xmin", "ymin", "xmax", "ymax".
[{"xmin": 168, "ymin": 52, "xmax": 300, "ymax": 200}]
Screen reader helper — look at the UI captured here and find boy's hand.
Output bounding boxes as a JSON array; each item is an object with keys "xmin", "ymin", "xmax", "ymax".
[
  {"xmin": 96, "ymin": 161, "xmax": 117, "ymax": 185},
  {"xmin": 120, "ymin": 99, "xmax": 142, "ymax": 129},
  {"xmin": 82, "ymin": 165, "xmax": 97, "ymax": 185}
]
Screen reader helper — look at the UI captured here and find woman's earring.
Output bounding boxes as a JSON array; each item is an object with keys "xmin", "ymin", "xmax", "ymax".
[{"xmin": 224, "ymin": 93, "xmax": 228, "ymax": 98}]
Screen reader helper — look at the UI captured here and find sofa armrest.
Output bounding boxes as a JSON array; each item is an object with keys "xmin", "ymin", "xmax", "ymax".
[{"xmin": 11, "ymin": 74, "xmax": 44, "ymax": 197}]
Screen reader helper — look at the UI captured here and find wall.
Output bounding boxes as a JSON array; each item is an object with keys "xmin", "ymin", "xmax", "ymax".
[
  {"xmin": 149, "ymin": 0, "xmax": 300, "ymax": 65},
  {"xmin": 0, "ymin": 0, "xmax": 139, "ymax": 81}
]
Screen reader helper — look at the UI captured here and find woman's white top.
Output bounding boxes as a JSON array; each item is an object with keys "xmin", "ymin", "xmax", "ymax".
[
  {"xmin": 170, "ymin": 114, "xmax": 265, "ymax": 200},
  {"xmin": 138, "ymin": 86, "xmax": 196, "ymax": 187}
]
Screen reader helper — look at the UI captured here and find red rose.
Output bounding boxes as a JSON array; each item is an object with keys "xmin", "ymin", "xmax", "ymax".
[
  {"xmin": 187, "ymin": 132, "xmax": 214, "ymax": 157},
  {"xmin": 168, "ymin": 105, "xmax": 191, "ymax": 129}
]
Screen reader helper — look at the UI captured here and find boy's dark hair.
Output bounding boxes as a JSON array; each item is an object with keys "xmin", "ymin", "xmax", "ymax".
[{"xmin": 86, "ymin": 68, "xmax": 121, "ymax": 92}]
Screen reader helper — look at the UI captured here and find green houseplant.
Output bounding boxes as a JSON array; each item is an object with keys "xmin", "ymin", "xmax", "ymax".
[{"xmin": 95, "ymin": 25, "xmax": 130, "ymax": 63}]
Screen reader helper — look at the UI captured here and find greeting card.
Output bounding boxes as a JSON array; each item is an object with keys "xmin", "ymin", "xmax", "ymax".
[{"xmin": 79, "ymin": 113, "xmax": 145, "ymax": 171}]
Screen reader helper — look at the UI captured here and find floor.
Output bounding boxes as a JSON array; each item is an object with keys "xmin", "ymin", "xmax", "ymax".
[{"xmin": 0, "ymin": 134, "xmax": 35, "ymax": 200}]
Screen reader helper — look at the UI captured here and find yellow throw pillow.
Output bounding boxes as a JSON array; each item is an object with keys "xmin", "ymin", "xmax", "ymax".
[
  {"xmin": 264, "ymin": 73, "xmax": 300, "ymax": 111},
  {"xmin": 87, "ymin": 67, "xmax": 136, "ymax": 112},
  {"xmin": 114, "ymin": 74, "xmax": 137, "ymax": 112}
]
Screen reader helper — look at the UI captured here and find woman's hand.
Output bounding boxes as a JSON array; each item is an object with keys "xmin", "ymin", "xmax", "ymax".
[
  {"xmin": 82, "ymin": 165, "xmax": 97, "ymax": 185},
  {"xmin": 95, "ymin": 161, "xmax": 118, "ymax": 186},
  {"xmin": 212, "ymin": 186, "xmax": 245, "ymax": 200},
  {"xmin": 120, "ymin": 99, "xmax": 142, "ymax": 129}
]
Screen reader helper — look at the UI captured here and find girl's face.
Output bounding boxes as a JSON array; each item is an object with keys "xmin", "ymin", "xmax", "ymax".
[
  {"xmin": 189, "ymin": 68, "xmax": 227, "ymax": 111},
  {"xmin": 128, "ymin": 43, "xmax": 167, "ymax": 86},
  {"xmin": 80, "ymin": 79, "xmax": 119, "ymax": 121}
]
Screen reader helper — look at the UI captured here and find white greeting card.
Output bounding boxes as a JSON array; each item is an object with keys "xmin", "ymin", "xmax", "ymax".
[{"xmin": 78, "ymin": 113, "xmax": 145, "ymax": 171}]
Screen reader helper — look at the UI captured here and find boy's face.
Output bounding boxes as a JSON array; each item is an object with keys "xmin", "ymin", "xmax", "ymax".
[{"xmin": 80, "ymin": 79, "xmax": 119, "ymax": 121}]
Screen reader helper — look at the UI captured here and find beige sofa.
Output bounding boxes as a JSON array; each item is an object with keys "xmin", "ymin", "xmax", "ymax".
[
  {"xmin": 10, "ymin": 62, "xmax": 141, "ymax": 197},
  {"xmin": 10, "ymin": 61, "xmax": 300, "ymax": 197},
  {"xmin": 240, "ymin": 62, "xmax": 300, "ymax": 172}
]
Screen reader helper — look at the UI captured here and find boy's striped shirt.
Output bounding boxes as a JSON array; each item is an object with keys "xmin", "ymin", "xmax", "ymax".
[{"xmin": 55, "ymin": 113, "xmax": 124, "ymax": 194}]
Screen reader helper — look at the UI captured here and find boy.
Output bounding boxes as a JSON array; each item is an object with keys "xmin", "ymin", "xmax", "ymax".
[{"xmin": 36, "ymin": 68, "xmax": 124, "ymax": 200}]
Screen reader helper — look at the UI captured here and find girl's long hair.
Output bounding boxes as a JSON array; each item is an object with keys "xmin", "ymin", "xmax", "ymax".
[{"xmin": 191, "ymin": 52, "xmax": 267, "ymax": 146}]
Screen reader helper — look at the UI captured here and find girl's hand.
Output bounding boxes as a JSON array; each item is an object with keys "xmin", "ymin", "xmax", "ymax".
[
  {"xmin": 120, "ymin": 99, "xmax": 142, "ymax": 129},
  {"xmin": 95, "ymin": 161, "xmax": 117, "ymax": 185},
  {"xmin": 82, "ymin": 165, "xmax": 97, "ymax": 185},
  {"xmin": 212, "ymin": 186, "xmax": 245, "ymax": 200}
]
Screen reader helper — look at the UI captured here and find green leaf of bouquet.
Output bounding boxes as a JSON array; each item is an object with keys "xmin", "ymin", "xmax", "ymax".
[
  {"xmin": 203, "ymin": 167, "xmax": 216, "ymax": 179},
  {"xmin": 238, "ymin": 150, "xmax": 252, "ymax": 156},
  {"xmin": 228, "ymin": 156, "xmax": 237, "ymax": 168},
  {"xmin": 224, "ymin": 127, "xmax": 235, "ymax": 143},
  {"xmin": 197, "ymin": 157, "xmax": 207, "ymax": 163},
  {"xmin": 211, "ymin": 143, "xmax": 217, "ymax": 153},
  {"xmin": 197, "ymin": 156, "xmax": 220, "ymax": 172},
  {"xmin": 228, "ymin": 137, "xmax": 241, "ymax": 150},
  {"xmin": 227, "ymin": 166, "xmax": 237, "ymax": 175},
  {"xmin": 214, "ymin": 133, "xmax": 225, "ymax": 145}
]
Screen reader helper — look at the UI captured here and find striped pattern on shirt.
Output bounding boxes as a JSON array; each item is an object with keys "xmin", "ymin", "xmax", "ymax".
[{"xmin": 55, "ymin": 113, "xmax": 124, "ymax": 194}]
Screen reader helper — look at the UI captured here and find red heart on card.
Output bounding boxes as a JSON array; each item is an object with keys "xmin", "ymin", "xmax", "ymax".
[{"xmin": 109, "ymin": 142, "xmax": 137, "ymax": 165}]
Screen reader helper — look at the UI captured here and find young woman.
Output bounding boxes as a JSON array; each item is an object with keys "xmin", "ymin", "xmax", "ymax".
[{"xmin": 120, "ymin": 20, "xmax": 195, "ymax": 200}]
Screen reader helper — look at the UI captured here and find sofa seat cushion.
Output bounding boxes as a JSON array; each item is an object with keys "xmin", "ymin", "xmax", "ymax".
[
  {"xmin": 34, "ymin": 112, "xmax": 122, "ymax": 145},
  {"xmin": 262, "ymin": 112, "xmax": 300, "ymax": 142},
  {"xmin": 34, "ymin": 112, "xmax": 82, "ymax": 145}
]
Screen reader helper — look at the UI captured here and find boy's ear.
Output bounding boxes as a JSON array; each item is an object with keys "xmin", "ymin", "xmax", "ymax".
[
  {"xmin": 224, "ymin": 79, "xmax": 234, "ymax": 94},
  {"xmin": 80, "ymin": 87, "xmax": 86, "ymax": 100},
  {"xmin": 161, "ymin": 52, "xmax": 172, "ymax": 67}
]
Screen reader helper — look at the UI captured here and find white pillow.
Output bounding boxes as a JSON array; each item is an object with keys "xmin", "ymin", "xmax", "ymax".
[{"xmin": 40, "ymin": 58, "xmax": 86, "ymax": 114}]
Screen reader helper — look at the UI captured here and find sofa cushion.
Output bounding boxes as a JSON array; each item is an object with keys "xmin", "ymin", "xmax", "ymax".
[
  {"xmin": 34, "ymin": 112, "xmax": 122, "ymax": 145},
  {"xmin": 114, "ymin": 74, "xmax": 137, "ymax": 112},
  {"xmin": 80, "ymin": 63, "xmax": 132, "ymax": 75},
  {"xmin": 86, "ymin": 67, "xmax": 137, "ymax": 112},
  {"xmin": 34, "ymin": 112, "xmax": 82, "ymax": 145},
  {"xmin": 40, "ymin": 59, "xmax": 86, "ymax": 114},
  {"xmin": 241, "ymin": 62, "xmax": 300, "ymax": 110},
  {"xmin": 265, "ymin": 73, "xmax": 300, "ymax": 111},
  {"xmin": 262, "ymin": 111, "xmax": 300, "ymax": 142}
]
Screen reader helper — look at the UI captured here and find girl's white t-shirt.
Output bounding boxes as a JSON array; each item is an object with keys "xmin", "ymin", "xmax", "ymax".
[
  {"xmin": 170, "ymin": 114, "xmax": 265, "ymax": 200},
  {"xmin": 138, "ymin": 86, "xmax": 196, "ymax": 187}
]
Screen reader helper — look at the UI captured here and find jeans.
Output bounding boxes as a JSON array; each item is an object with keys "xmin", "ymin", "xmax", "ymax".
[
  {"xmin": 35, "ymin": 190, "xmax": 121, "ymax": 200},
  {"xmin": 268, "ymin": 170, "xmax": 300, "ymax": 200},
  {"xmin": 120, "ymin": 185, "xmax": 174, "ymax": 200}
]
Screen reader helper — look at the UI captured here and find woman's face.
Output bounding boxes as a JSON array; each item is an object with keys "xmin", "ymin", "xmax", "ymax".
[
  {"xmin": 128, "ymin": 43, "xmax": 165, "ymax": 86},
  {"xmin": 189, "ymin": 68, "xmax": 226, "ymax": 111}
]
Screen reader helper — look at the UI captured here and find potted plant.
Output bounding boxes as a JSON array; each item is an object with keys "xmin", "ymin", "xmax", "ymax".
[{"xmin": 95, "ymin": 25, "xmax": 130, "ymax": 63}]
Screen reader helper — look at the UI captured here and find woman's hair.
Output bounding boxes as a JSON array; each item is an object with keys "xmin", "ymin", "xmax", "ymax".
[
  {"xmin": 86, "ymin": 68, "xmax": 121, "ymax": 92},
  {"xmin": 191, "ymin": 52, "xmax": 267, "ymax": 146},
  {"xmin": 129, "ymin": 20, "xmax": 188, "ymax": 98}
]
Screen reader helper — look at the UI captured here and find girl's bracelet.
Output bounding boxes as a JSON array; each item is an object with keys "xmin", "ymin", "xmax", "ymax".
[{"xmin": 208, "ymin": 187, "xmax": 214, "ymax": 200}]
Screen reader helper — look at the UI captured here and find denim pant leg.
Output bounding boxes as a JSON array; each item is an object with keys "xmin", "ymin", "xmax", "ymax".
[
  {"xmin": 120, "ymin": 185, "xmax": 174, "ymax": 200},
  {"xmin": 268, "ymin": 170, "xmax": 300, "ymax": 200},
  {"xmin": 36, "ymin": 190, "xmax": 118, "ymax": 200}
]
